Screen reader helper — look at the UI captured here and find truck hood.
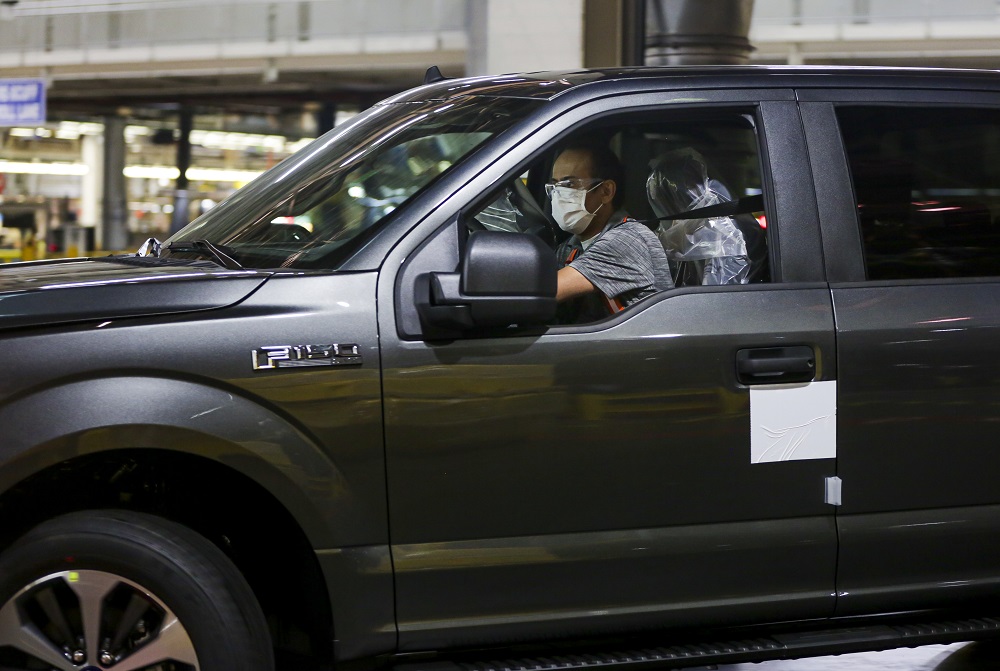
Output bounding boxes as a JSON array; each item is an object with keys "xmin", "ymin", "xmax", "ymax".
[{"xmin": 0, "ymin": 257, "xmax": 270, "ymax": 331}]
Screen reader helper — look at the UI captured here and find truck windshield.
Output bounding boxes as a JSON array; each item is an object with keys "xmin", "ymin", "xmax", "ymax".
[{"xmin": 165, "ymin": 96, "xmax": 542, "ymax": 270}]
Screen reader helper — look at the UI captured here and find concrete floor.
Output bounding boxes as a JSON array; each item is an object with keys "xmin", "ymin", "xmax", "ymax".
[{"xmin": 714, "ymin": 642, "xmax": 1000, "ymax": 671}]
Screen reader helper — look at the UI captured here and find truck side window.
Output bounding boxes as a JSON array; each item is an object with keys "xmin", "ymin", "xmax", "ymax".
[
  {"xmin": 468, "ymin": 114, "xmax": 772, "ymax": 300},
  {"xmin": 838, "ymin": 106, "xmax": 1000, "ymax": 280}
]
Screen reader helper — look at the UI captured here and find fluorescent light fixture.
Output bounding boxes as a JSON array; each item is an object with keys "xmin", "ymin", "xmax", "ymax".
[
  {"xmin": 0, "ymin": 160, "xmax": 265, "ymax": 183},
  {"xmin": 186, "ymin": 167, "xmax": 261, "ymax": 183},
  {"xmin": 123, "ymin": 165, "xmax": 262, "ymax": 183},
  {"xmin": 190, "ymin": 129, "xmax": 289, "ymax": 152},
  {"xmin": 123, "ymin": 165, "xmax": 180, "ymax": 179},
  {"xmin": 0, "ymin": 161, "xmax": 89, "ymax": 176},
  {"xmin": 6, "ymin": 124, "xmax": 315, "ymax": 156}
]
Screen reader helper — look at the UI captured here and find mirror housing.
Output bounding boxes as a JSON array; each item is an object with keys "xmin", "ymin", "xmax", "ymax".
[{"xmin": 418, "ymin": 231, "xmax": 557, "ymax": 332}]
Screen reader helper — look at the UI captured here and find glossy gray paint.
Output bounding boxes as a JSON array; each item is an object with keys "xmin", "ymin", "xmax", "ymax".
[
  {"xmin": 316, "ymin": 546, "xmax": 396, "ymax": 659},
  {"xmin": 388, "ymin": 67, "xmax": 1000, "ymax": 108},
  {"xmin": 832, "ymin": 282, "xmax": 1000, "ymax": 513},
  {"xmin": 830, "ymin": 281, "xmax": 1000, "ymax": 614},
  {"xmin": 838, "ymin": 505, "xmax": 1000, "ymax": 615},
  {"xmin": 382, "ymin": 284, "xmax": 838, "ymax": 650},
  {"xmin": 0, "ymin": 272, "xmax": 384, "ymax": 547},
  {"xmin": 391, "ymin": 516, "xmax": 837, "ymax": 649},
  {"xmin": 0, "ymin": 259, "xmax": 268, "ymax": 330},
  {"xmin": 797, "ymin": 85, "xmax": 1000, "ymax": 620}
]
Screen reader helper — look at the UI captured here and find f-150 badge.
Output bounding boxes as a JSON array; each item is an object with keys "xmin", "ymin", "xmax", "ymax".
[{"xmin": 252, "ymin": 344, "xmax": 362, "ymax": 370}]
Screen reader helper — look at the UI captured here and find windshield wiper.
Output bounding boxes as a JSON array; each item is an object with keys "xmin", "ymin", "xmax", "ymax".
[{"xmin": 164, "ymin": 240, "xmax": 243, "ymax": 270}]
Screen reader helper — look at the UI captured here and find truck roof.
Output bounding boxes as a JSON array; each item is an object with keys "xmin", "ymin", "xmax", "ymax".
[{"xmin": 383, "ymin": 65, "xmax": 1000, "ymax": 104}]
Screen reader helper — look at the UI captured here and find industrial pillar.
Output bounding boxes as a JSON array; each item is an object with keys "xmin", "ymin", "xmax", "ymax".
[
  {"xmin": 316, "ymin": 102, "xmax": 336, "ymax": 136},
  {"xmin": 170, "ymin": 108, "xmax": 193, "ymax": 235},
  {"xmin": 101, "ymin": 115, "xmax": 128, "ymax": 252},
  {"xmin": 583, "ymin": 0, "xmax": 751, "ymax": 68},
  {"xmin": 80, "ymin": 133, "xmax": 102, "ymax": 233},
  {"xmin": 583, "ymin": 0, "xmax": 646, "ymax": 67},
  {"xmin": 645, "ymin": 0, "xmax": 754, "ymax": 65},
  {"xmin": 622, "ymin": 0, "xmax": 647, "ymax": 66}
]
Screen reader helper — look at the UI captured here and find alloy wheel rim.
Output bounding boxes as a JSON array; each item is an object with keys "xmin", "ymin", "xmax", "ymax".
[{"xmin": 0, "ymin": 569, "xmax": 199, "ymax": 670}]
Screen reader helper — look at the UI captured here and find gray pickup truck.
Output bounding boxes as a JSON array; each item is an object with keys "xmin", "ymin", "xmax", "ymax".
[{"xmin": 0, "ymin": 66, "xmax": 999, "ymax": 671}]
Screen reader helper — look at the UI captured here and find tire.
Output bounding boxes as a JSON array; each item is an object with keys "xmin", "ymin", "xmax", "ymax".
[{"xmin": 0, "ymin": 509, "xmax": 274, "ymax": 670}]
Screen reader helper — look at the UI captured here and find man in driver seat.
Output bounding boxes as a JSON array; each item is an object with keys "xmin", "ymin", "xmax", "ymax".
[{"xmin": 550, "ymin": 140, "xmax": 674, "ymax": 322}]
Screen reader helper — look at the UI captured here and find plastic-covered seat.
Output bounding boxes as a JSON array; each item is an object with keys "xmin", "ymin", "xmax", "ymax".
[{"xmin": 646, "ymin": 148, "xmax": 764, "ymax": 286}]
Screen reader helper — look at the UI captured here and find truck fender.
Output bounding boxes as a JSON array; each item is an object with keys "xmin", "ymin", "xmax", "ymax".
[{"xmin": 0, "ymin": 375, "xmax": 365, "ymax": 549}]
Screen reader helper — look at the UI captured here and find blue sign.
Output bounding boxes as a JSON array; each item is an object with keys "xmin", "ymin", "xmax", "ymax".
[{"xmin": 0, "ymin": 78, "xmax": 46, "ymax": 126}]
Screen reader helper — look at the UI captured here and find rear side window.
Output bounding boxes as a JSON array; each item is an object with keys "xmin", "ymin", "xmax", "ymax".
[{"xmin": 838, "ymin": 106, "xmax": 1000, "ymax": 280}]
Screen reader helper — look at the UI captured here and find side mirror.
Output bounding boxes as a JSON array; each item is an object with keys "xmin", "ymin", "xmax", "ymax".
[{"xmin": 418, "ymin": 231, "xmax": 557, "ymax": 332}]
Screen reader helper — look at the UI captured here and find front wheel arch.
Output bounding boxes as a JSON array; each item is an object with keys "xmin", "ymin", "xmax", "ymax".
[
  {"xmin": 0, "ymin": 449, "xmax": 336, "ymax": 668},
  {"xmin": 0, "ymin": 375, "xmax": 368, "ymax": 549}
]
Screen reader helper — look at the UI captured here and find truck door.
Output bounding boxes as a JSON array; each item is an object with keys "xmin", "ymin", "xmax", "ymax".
[
  {"xmin": 801, "ymin": 92, "xmax": 1000, "ymax": 617},
  {"xmin": 380, "ymin": 92, "xmax": 840, "ymax": 651}
]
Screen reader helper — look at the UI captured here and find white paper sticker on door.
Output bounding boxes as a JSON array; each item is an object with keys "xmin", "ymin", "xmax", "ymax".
[{"xmin": 750, "ymin": 380, "xmax": 836, "ymax": 463}]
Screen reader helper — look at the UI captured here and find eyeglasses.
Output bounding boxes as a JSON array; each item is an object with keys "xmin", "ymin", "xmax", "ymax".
[{"xmin": 544, "ymin": 178, "xmax": 605, "ymax": 198}]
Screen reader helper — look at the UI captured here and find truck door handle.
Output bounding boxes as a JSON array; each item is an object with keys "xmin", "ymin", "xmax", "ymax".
[{"xmin": 736, "ymin": 346, "xmax": 816, "ymax": 385}]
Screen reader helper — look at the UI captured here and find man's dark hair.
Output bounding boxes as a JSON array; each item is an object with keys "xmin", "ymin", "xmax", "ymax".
[{"xmin": 557, "ymin": 139, "xmax": 625, "ymax": 207}]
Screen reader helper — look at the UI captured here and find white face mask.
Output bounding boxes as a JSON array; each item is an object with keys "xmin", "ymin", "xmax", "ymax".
[{"xmin": 549, "ymin": 183, "xmax": 604, "ymax": 236}]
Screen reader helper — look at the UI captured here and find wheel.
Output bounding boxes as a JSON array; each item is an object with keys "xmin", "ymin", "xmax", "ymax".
[{"xmin": 0, "ymin": 510, "xmax": 274, "ymax": 670}]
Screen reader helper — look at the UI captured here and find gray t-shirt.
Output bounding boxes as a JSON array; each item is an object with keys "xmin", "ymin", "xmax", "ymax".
[{"xmin": 561, "ymin": 216, "xmax": 674, "ymax": 310}]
